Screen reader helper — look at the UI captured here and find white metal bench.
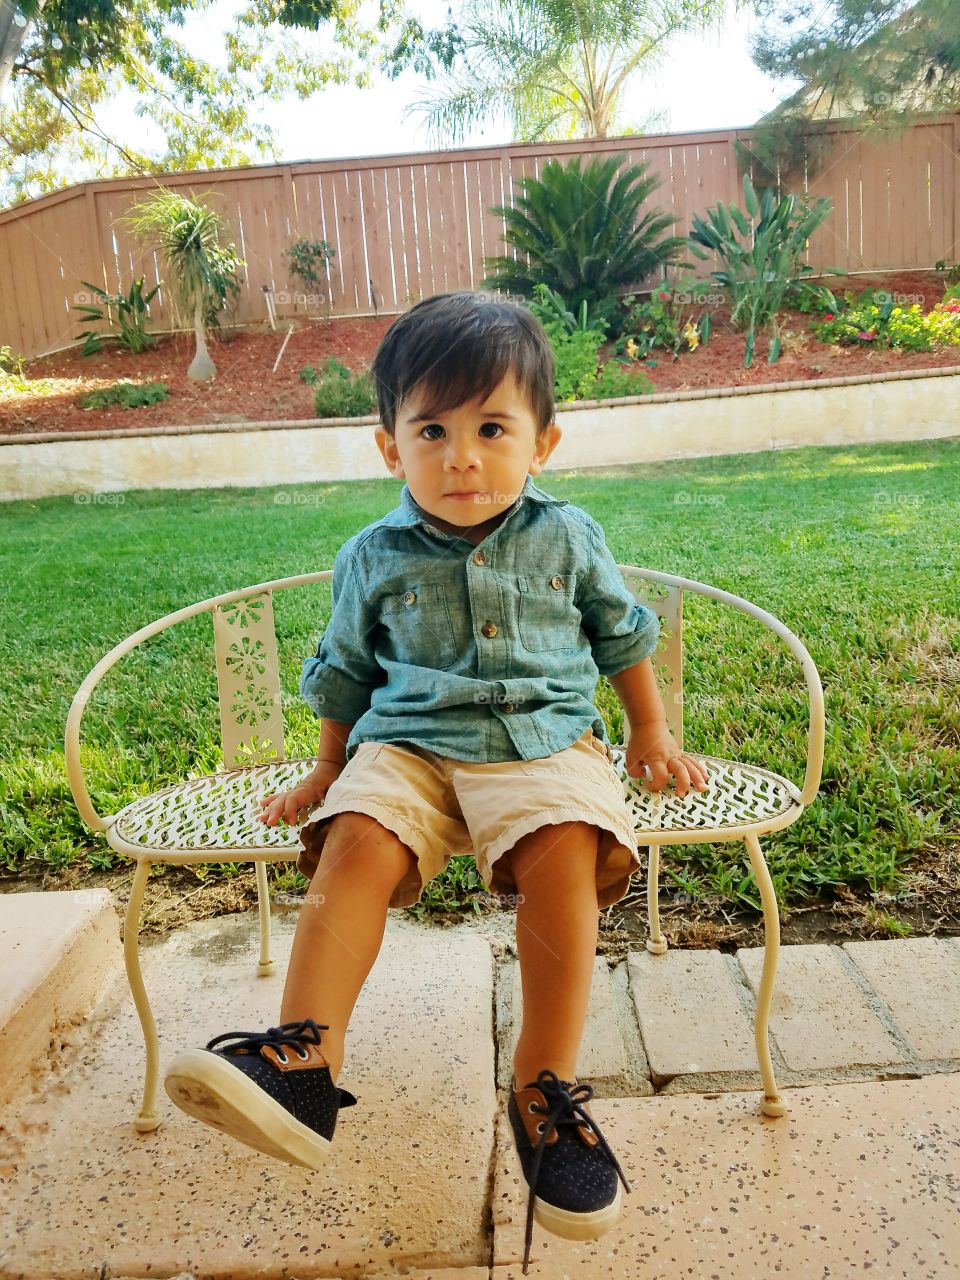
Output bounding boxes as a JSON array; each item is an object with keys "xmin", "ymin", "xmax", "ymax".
[{"xmin": 65, "ymin": 566, "xmax": 824, "ymax": 1132}]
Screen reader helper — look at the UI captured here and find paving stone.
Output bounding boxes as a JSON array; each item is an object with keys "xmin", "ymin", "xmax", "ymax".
[
  {"xmin": 0, "ymin": 909, "xmax": 495, "ymax": 1280},
  {"xmin": 843, "ymin": 938, "xmax": 960, "ymax": 1061},
  {"xmin": 505, "ymin": 955, "xmax": 626, "ymax": 1082},
  {"xmin": 492, "ymin": 1075, "xmax": 960, "ymax": 1277},
  {"xmin": 627, "ymin": 948, "xmax": 756, "ymax": 1079},
  {"xmin": 737, "ymin": 943, "xmax": 909, "ymax": 1071}
]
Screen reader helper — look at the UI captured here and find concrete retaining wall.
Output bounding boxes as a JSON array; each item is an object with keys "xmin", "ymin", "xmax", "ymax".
[{"xmin": 2, "ymin": 366, "xmax": 958, "ymax": 502}]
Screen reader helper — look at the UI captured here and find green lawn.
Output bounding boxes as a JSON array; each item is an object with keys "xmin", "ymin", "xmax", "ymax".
[{"xmin": 1, "ymin": 437, "xmax": 958, "ymax": 918}]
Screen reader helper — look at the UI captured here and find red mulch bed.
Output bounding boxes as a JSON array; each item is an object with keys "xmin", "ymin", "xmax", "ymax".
[{"xmin": 2, "ymin": 272, "xmax": 958, "ymax": 437}]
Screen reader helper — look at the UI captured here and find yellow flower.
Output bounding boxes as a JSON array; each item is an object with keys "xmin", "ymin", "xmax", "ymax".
[
  {"xmin": 682, "ymin": 320, "xmax": 700, "ymax": 351},
  {"xmin": 625, "ymin": 337, "xmax": 639, "ymax": 359}
]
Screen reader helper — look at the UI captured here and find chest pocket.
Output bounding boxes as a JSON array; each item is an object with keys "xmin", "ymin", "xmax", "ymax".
[
  {"xmin": 381, "ymin": 583, "xmax": 458, "ymax": 670},
  {"xmin": 517, "ymin": 573, "xmax": 580, "ymax": 652}
]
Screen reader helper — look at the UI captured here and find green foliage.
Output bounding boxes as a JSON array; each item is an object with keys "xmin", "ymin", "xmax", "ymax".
[
  {"xmin": 301, "ymin": 357, "xmax": 377, "ymax": 418},
  {"xmin": 483, "ymin": 152, "xmax": 687, "ymax": 323},
  {"xmin": 614, "ymin": 281, "xmax": 715, "ymax": 361},
  {"xmin": 783, "ymin": 280, "xmax": 839, "ymax": 316},
  {"xmin": 810, "ymin": 288, "xmax": 960, "ymax": 352},
  {"xmin": 283, "ymin": 237, "xmax": 337, "ymax": 288},
  {"xmin": 79, "ymin": 381, "xmax": 169, "ymax": 410},
  {"xmin": 688, "ymin": 172, "xmax": 835, "ymax": 367},
  {"xmin": 591, "ymin": 358, "xmax": 653, "ymax": 401},
  {"xmin": 527, "ymin": 283, "xmax": 610, "ymax": 337},
  {"xmin": 935, "ymin": 258, "xmax": 960, "ymax": 286},
  {"xmin": 124, "ymin": 191, "xmax": 244, "ymax": 331},
  {"xmin": 73, "ymin": 276, "xmax": 160, "ymax": 356},
  {"xmin": 549, "ymin": 329, "xmax": 607, "ymax": 402},
  {"xmin": 0, "ymin": 346, "xmax": 26, "ymax": 377}
]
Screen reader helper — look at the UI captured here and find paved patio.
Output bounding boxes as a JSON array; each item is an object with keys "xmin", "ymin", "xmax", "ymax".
[{"xmin": 1, "ymin": 896, "xmax": 959, "ymax": 1278}]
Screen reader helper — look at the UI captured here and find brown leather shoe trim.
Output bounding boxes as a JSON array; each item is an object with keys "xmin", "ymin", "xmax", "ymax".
[
  {"xmin": 260, "ymin": 1041, "xmax": 329, "ymax": 1072},
  {"xmin": 513, "ymin": 1084, "xmax": 601, "ymax": 1148}
]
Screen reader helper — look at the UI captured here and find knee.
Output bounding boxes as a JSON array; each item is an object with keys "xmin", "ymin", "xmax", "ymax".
[
  {"xmin": 313, "ymin": 812, "xmax": 418, "ymax": 889},
  {"xmin": 505, "ymin": 821, "xmax": 600, "ymax": 889}
]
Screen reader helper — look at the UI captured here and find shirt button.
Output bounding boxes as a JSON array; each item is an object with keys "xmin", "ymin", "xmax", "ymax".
[
  {"xmin": 481, "ymin": 622, "xmax": 498, "ymax": 638},
  {"xmin": 473, "ymin": 551, "xmax": 487, "ymax": 566},
  {"xmin": 550, "ymin": 575, "xmax": 564, "ymax": 590},
  {"xmin": 403, "ymin": 591, "xmax": 416, "ymax": 605},
  {"xmin": 502, "ymin": 702, "xmax": 515, "ymax": 713}
]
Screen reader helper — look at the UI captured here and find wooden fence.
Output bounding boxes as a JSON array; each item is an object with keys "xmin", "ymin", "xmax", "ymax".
[{"xmin": 1, "ymin": 113, "xmax": 958, "ymax": 360}]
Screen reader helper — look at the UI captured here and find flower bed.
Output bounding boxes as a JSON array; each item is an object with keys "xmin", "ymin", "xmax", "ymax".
[{"xmin": 1, "ymin": 271, "xmax": 958, "ymax": 437}]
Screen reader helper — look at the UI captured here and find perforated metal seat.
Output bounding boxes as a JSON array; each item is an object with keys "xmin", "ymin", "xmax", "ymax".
[{"xmin": 66, "ymin": 565, "xmax": 824, "ymax": 1132}]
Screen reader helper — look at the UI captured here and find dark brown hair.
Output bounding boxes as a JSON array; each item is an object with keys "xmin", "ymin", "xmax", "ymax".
[{"xmin": 371, "ymin": 290, "xmax": 555, "ymax": 436}]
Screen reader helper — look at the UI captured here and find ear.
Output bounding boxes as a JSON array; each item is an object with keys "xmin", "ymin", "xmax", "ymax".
[
  {"xmin": 375, "ymin": 424, "xmax": 405, "ymax": 480},
  {"xmin": 528, "ymin": 422, "xmax": 563, "ymax": 477}
]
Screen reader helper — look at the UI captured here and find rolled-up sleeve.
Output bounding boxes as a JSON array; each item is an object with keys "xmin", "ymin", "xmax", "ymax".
[
  {"xmin": 578, "ymin": 519, "xmax": 660, "ymax": 675},
  {"xmin": 299, "ymin": 542, "xmax": 384, "ymax": 722}
]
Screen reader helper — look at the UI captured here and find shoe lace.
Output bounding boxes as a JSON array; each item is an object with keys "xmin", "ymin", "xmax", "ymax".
[
  {"xmin": 205, "ymin": 1018, "xmax": 329, "ymax": 1066},
  {"xmin": 520, "ymin": 1069, "xmax": 632, "ymax": 1276}
]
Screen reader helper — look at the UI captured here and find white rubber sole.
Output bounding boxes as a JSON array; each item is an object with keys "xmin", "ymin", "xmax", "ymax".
[
  {"xmin": 533, "ymin": 1180, "xmax": 623, "ymax": 1240},
  {"xmin": 164, "ymin": 1048, "xmax": 333, "ymax": 1171}
]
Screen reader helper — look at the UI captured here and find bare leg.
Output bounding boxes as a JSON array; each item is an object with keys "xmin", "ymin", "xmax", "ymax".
[
  {"xmin": 503, "ymin": 821, "xmax": 600, "ymax": 1087},
  {"xmin": 279, "ymin": 812, "xmax": 418, "ymax": 1083}
]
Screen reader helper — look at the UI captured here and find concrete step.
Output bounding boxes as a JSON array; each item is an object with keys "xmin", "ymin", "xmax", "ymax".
[
  {"xmin": 0, "ymin": 888, "xmax": 122, "ymax": 1110},
  {"xmin": 492, "ymin": 1074, "xmax": 960, "ymax": 1277},
  {"xmin": 0, "ymin": 907, "xmax": 496, "ymax": 1280}
]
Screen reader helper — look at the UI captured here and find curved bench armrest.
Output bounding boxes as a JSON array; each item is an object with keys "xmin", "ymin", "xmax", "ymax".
[
  {"xmin": 620, "ymin": 565, "xmax": 825, "ymax": 807},
  {"xmin": 64, "ymin": 569, "xmax": 334, "ymax": 834}
]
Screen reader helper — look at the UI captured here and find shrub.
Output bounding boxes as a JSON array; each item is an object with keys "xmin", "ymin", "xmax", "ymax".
[
  {"xmin": 549, "ymin": 328, "xmax": 607, "ymax": 402},
  {"xmin": 483, "ymin": 152, "xmax": 687, "ymax": 326},
  {"xmin": 527, "ymin": 283, "xmax": 610, "ymax": 337},
  {"xmin": 0, "ymin": 345, "xmax": 25, "ymax": 376},
  {"xmin": 80, "ymin": 381, "xmax": 169, "ymax": 410},
  {"xmin": 74, "ymin": 276, "xmax": 160, "ymax": 356},
  {"xmin": 810, "ymin": 288, "xmax": 960, "ymax": 352},
  {"xmin": 688, "ymin": 172, "xmax": 835, "ymax": 366},
  {"xmin": 283, "ymin": 238, "xmax": 337, "ymax": 288},
  {"xmin": 301, "ymin": 357, "xmax": 377, "ymax": 418},
  {"xmin": 614, "ymin": 283, "xmax": 713, "ymax": 360},
  {"xmin": 591, "ymin": 359, "xmax": 654, "ymax": 401}
]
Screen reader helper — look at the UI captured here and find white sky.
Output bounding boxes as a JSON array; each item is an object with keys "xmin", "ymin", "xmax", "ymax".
[{"xmin": 121, "ymin": 0, "xmax": 798, "ymax": 165}]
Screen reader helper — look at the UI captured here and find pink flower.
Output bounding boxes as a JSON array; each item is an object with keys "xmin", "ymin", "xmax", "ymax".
[
  {"xmin": 658, "ymin": 291, "xmax": 669, "ymax": 300},
  {"xmin": 824, "ymin": 313, "xmax": 834, "ymax": 321},
  {"xmin": 857, "ymin": 329, "xmax": 877, "ymax": 340}
]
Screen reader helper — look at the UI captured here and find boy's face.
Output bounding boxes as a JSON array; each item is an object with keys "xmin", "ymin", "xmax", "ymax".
[{"xmin": 374, "ymin": 371, "xmax": 562, "ymax": 543}]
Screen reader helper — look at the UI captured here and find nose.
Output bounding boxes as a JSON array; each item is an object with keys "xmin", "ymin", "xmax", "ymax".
[{"xmin": 442, "ymin": 439, "xmax": 481, "ymax": 471}]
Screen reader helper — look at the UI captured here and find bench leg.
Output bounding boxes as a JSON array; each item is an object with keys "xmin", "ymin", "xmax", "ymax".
[
  {"xmin": 742, "ymin": 832, "xmax": 788, "ymax": 1118},
  {"xmin": 255, "ymin": 859, "xmax": 276, "ymax": 976},
  {"xmin": 124, "ymin": 858, "xmax": 162, "ymax": 1132},
  {"xmin": 645, "ymin": 842, "xmax": 668, "ymax": 954}
]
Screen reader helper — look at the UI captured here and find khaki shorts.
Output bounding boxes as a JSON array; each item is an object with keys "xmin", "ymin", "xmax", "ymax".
[{"xmin": 296, "ymin": 728, "xmax": 641, "ymax": 910}]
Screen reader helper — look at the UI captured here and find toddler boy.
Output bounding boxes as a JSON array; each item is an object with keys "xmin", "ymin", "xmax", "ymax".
[{"xmin": 165, "ymin": 290, "xmax": 708, "ymax": 1272}]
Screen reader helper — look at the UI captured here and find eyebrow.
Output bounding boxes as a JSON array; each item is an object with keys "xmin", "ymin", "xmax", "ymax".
[{"xmin": 406, "ymin": 409, "xmax": 518, "ymax": 423}]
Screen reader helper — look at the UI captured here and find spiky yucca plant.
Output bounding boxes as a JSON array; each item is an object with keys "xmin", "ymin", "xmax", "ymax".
[
  {"xmin": 482, "ymin": 153, "xmax": 686, "ymax": 323},
  {"xmin": 124, "ymin": 190, "xmax": 244, "ymax": 382}
]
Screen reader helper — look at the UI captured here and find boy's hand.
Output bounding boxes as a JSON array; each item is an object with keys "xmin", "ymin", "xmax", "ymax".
[
  {"xmin": 625, "ymin": 722, "xmax": 709, "ymax": 798},
  {"xmin": 257, "ymin": 760, "xmax": 344, "ymax": 827}
]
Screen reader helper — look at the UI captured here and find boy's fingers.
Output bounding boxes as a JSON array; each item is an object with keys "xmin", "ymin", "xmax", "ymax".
[{"xmin": 668, "ymin": 756, "xmax": 691, "ymax": 798}]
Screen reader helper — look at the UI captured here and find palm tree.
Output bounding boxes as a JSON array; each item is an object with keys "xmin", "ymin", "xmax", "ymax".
[
  {"xmin": 124, "ymin": 190, "xmax": 244, "ymax": 381},
  {"xmin": 404, "ymin": 0, "xmax": 749, "ymax": 145}
]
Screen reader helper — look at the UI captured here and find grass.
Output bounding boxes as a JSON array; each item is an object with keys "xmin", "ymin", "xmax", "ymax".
[{"xmin": 1, "ymin": 437, "xmax": 958, "ymax": 919}]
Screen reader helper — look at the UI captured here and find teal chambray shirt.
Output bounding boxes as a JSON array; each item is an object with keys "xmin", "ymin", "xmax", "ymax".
[{"xmin": 299, "ymin": 474, "xmax": 661, "ymax": 764}]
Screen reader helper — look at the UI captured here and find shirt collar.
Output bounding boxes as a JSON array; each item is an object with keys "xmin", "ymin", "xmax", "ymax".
[{"xmin": 394, "ymin": 474, "xmax": 566, "ymax": 535}]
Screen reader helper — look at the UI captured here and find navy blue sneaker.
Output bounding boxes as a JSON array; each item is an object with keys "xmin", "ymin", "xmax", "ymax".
[
  {"xmin": 507, "ymin": 1069, "xmax": 631, "ymax": 1274},
  {"xmin": 164, "ymin": 1018, "xmax": 356, "ymax": 1170}
]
